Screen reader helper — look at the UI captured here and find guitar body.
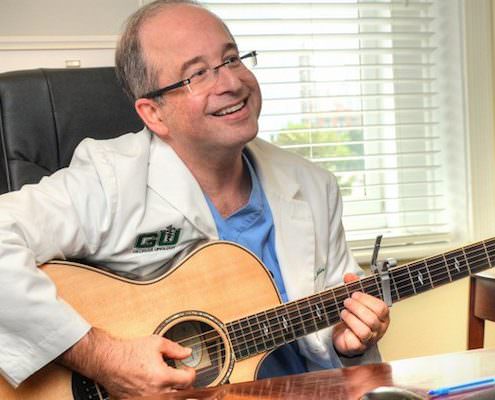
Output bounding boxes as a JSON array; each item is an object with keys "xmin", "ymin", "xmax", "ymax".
[
  {"xmin": 4, "ymin": 236, "xmax": 492, "ymax": 399},
  {"xmin": 0, "ymin": 241, "xmax": 281, "ymax": 400}
]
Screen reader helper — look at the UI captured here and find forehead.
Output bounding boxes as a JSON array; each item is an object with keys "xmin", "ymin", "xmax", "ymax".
[{"xmin": 139, "ymin": 4, "xmax": 235, "ymax": 73}]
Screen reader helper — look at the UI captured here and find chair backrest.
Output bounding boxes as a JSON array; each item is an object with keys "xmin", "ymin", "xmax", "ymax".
[{"xmin": 0, "ymin": 67, "xmax": 143, "ymax": 194}]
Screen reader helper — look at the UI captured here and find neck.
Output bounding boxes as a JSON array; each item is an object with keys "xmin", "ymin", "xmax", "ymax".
[
  {"xmin": 173, "ymin": 143, "xmax": 252, "ymax": 218},
  {"xmin": 204, "ymin": 156, "xmax": 252, "ymax": 217}
]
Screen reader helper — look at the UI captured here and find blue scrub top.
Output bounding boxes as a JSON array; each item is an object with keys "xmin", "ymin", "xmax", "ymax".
[{"xmin": 203, "ymin": 153, "xmax": 309, "ymax": 379}]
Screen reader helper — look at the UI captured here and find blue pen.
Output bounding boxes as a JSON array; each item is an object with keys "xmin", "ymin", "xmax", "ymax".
[{"xmin": 428, "ymin": 377, "xmax": 495, "ymax": 397}]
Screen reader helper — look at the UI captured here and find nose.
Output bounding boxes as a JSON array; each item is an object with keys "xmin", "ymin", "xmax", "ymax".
[{"xmin": 212, "ymin": 65, "xmax": 244, "ymax": 94}]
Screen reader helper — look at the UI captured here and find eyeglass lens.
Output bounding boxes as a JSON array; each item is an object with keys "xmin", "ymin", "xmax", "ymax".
[{"xmin": 186, "ymin": 52, "xmax": 257, "ymax": 94}]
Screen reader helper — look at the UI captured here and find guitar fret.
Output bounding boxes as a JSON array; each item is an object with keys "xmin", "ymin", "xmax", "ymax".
[
  {"xmin": 265, "ymin": 308, "xmax": 286, "ymax": 348},
  {"xmin": 289, "ymin": 301, "xmax": 307, "ymax": 338},
  {"xmin": 461, "ymin": 247, "xmax": 472, "ymax": 275},
  {"xmin": 442, "ymin": 254, "xmax": 453, "ymax": 282},
  {"xmin": 278, "ymin": 305, "xmax": 297, "ymax": 343},
  {"xmin": 343, "ymin": 282, "xmax": 351, "ymax": 298},
  {"xmin": 388, "ymin": 269, "xmax": 400, "ymax": 302},
  {"xmin": 409, "ymin": 261, "xmax": 434, "ymax": 293},
  {"xmin": 237, "ymin": 317, "xmax": 258, "ymax": 357},
  {"xmin": 324, "ymin": 289, "xmax": 340, "ymax": 324},
  {"xmin": 245, "ymin": 315, "xmax": 264, "ymax": 354},
  {"xmin": 444, "ymin": 249, "xmax": 470, "ymax": 279},
  {"xmin": 485, "ymin": 238, "xmax": 495, "ymax": 266},
  {"xmin": 253, "ymin": 313, "xmax": 269, "ymax": 352},
  {"xmin": 482, "ymin": 241, "xmax": 492, "ymax": 268},
  {"xmin": 330, "ymin": 289, "xmax": 341, "ymax": 317},
  {"xmin": 391, "ymin": 265, "xmax": 416, "ymax": 299},
  {"xmin": 424, "ymin": 260, "xmax": 434, "ymax": 286},
  {"xmin": 260, "ymin": 310, "xmax": 276, "ymax": 350},
  {"xmin": 372, "ymin": 274, "xmax": 382, "ymax": 299},
  {"xmin": 304, "ymin": 297, "xmax": 320, "ymax": 332},
  {"xmin": 347, "ymin": 281, "xmax": 361, "ymax": 297},
  {"xmin": 424, "ymin": 254, "xmax": 451, "ymax": 288},
  {"xmin": 228, "ymin": 320, "xmax": 250, "ymax": 360},
  {"xmin": 323, "ymin": 289, "xmax": 340, "ymax": 325},
  {"xmin": 465, "ymin": 242, "xmax": 489, "ymax": 274},
  {"xmin": 333, "ymin": 286, "xmax": 348, "ymax": 322},
  {"xmin": 316, "ymin": 293, "xmax": 331, "ymax": 328},
  {"xmin": 358, "ymin": 278, "xmax": 366, "ymax": 293},
  {"xmin": 358, "ymin": 276, "xmax": 376, "ymax": 299},
  {"xmin": 406, "ymin": 264, "xmax": 418, "ymax": 295}
]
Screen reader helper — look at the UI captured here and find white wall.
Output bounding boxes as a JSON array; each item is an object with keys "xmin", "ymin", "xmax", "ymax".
[
  {"xmin": 0, "ymin": 0, "xmax": 138, "ymax": 36},
  {"xmin": 0, "ymin": 0, "xmax": 142, "ymax": 72}
]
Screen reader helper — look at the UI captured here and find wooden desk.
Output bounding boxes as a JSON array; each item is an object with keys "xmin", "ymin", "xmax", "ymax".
[
  {"xmin": 140, "ymin": 349, "xmax": 495, "ymax": 399},
  {"xmin": 468, "ymin": 269, "xmax": 495, "ymax": 349}
]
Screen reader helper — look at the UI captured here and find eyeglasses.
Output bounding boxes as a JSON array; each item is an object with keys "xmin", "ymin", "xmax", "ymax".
[{"xmin": 141, "ymin": 50, "xmax": 257, "ymax": 99}]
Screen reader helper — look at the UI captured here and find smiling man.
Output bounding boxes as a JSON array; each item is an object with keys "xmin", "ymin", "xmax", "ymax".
[{"xmin": 0, "ymin": 1, "xmax": 390, "ymax": 398}]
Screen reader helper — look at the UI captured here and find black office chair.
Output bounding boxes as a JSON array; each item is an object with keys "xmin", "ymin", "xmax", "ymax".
[{"xmin": 0, "ymin": 67, "xmax": 143, "ymax": 194}]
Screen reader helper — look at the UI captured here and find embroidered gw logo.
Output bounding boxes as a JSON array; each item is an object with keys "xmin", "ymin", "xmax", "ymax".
[{"xmin": 134, "ymin": 226, "xmax": 181, "ymax": 249}]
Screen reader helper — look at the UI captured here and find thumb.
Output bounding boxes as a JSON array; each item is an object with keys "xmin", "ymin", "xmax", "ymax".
[
  {"xmin": 160, "ymin": 337, "xmax": 192, "ymax": 360},
  {"xmin": 343, "ymin": 272, "xmax": 360, "ymax": 284}
]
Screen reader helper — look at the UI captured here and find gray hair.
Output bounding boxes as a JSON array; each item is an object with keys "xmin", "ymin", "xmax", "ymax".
[{"xmin": 115, "ymin": 0, "xmax": 201, "ymax": 100}]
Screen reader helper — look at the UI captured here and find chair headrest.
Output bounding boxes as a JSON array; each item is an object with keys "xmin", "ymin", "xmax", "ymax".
[{"xmin": 0, "ymin": 67, "xmax": 143, "ymax": 193}]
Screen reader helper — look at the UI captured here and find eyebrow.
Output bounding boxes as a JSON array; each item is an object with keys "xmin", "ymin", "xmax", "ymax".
[{"xmin": 179, "ymin": 42, "xmax": 239, "ymax": 75}]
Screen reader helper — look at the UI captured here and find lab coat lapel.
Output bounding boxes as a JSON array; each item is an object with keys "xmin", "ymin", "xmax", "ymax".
[
  {"xmin": 247, "ymin": 141, "xmax": 316, "ymax": 301},
  {"xmin": 147, "ymin": 135, "xmax": 217, "ymax": 238}
]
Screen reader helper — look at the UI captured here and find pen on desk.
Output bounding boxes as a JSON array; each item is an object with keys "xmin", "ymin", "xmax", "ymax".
[{"xmin": 428, "ymin": 377, "xmax": 495, "ymax": 397}]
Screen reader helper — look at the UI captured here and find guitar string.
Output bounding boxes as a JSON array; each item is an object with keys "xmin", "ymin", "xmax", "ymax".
[
  {"xmin": 175, "ymin": 244, "xmax": 493, "ymax": 350},
  {"xmin": 168, "ymin": 239, "xmax": 495, "ymax": 348},
  {"xmin": 168, "ymin": 242, "xmax": 495, "ymax": 362},
  {"xmin": 381, "ymin": 246, "xmax": 489, "ymax": 298},
  {"xmin": 173, "ymin": 246, "xmax": 483, "ymax": 381},
  {"xmin": 170, "ymin": 246, "xmax": 494, "ymax": 366},
  {"xmin": 165, "ymin": 241, "xmax": 495, "ymax": 368},
  {"xmin": 204, "ymin": 243, "xmax": 495, "ymax": 378},
  {"xmin": 168, "ymin": 259, "xmax": 493, "ymax": 376},
  {"xmin": 169, "ymin": 245, "xmax": 495, "ymax": 380}
]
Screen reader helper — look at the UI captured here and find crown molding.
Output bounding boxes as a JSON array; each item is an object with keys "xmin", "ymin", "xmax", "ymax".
[{"xmin": 0, "ymin": 35, "xmax": 118, "ymax": 50}]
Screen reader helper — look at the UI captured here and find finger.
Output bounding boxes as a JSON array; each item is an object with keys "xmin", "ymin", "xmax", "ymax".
[
  {"xmin": 340, "ymin": 309, "xmax": 375, "ymax": 345},
  {"xmin": 341, "ymin": 326, "xmax": 367, "ymax": 354},
  {"xmin": 343, "ymin": 297, "xmax": 383, "ymax": 334},
  {"xmin": 159, "ymin": 337, "xmax": 192, "ymax": 360},
  {"xmin": 332, "ymin": 322, "xmax": 367, "ymax": 356},
  {"xmin": 350, "ymin": 291, "xmax": 390, "ymax": 323},
  {"xmin": 161, "ymin": 365, "xmax": 196, "ymax": 390}
]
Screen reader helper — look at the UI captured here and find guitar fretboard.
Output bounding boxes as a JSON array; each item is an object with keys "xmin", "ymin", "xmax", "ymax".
[{"xmin": 226, "ymin": 237, "xmax": 495, "ymax": 360}]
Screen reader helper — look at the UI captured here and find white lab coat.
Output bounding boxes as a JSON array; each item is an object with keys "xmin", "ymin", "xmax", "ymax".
[{"xmin": 0, "ymin": 128, "xmax": 380, "ymax": 386}]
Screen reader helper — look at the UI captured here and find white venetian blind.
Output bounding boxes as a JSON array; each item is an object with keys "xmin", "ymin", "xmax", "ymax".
[{"xmin": 204, "ymin": 0, "xmax": 466, "ymax": 256}]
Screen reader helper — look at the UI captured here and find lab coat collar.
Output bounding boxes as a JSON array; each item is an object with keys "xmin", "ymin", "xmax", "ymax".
[
  {"xmin": 246, "ymin": 140, "xmax": 316, "ymax": 300},
  {"xmin": 147, "ymin": 134, "xmax": 315, "ymax": 299},
  {"xmin": 245, "ymin": 139, "xmax": 300, "ymax": 200},
  {"xmin": 147, "ymin": 133, "xmax": 217, "ymax": 238}
]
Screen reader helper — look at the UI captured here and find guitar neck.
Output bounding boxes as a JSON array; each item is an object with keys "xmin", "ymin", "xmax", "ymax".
[{"xmin": 227, "ymin": 237, "xmax": 495, "ymax": 360}]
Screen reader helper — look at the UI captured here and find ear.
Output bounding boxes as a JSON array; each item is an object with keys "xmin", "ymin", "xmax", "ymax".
[{"xmin": 134, "ymin": 98, "xmax": 169, "ymax": 139}]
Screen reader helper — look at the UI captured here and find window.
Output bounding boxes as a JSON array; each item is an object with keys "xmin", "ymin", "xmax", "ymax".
[{"xmin": 205, "ymin": 0, "xmax": 469, "ymax": 261}]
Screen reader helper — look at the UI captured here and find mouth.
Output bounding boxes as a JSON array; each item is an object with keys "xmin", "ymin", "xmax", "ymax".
[{"xmin": 211, "ymin": 100, "xmax": 246, "ymax": 117}]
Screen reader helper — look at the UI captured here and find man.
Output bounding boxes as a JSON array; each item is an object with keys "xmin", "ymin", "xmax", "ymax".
[{"xmin": 0, "ymin": 0, "xmax": 390, "ymax": 398}]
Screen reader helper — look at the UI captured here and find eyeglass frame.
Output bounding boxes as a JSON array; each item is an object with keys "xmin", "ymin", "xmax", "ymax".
[{"xmin": 140, "ymin": 50, "xmax": 257, "ymax": 99}]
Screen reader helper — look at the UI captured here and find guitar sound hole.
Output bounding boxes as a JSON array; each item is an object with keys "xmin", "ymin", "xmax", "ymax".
[
  {"xmin": 163, "ymin": 320, "xmax": 227, "ymax": 387},
  {"xmin": 71, "ymin": 372, "xmax": 108, "ymax": 400}
]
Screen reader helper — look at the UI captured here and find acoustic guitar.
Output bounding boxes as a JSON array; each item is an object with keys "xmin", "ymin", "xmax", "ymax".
[{"xmin": 0, "ymin": 239, "xmax": 493, "ymax": 400}]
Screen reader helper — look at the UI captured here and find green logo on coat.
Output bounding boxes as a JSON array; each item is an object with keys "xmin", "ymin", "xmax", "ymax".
[{"xmin": 134, "ymin": 225, "xmax": 181, "ymax": 252}]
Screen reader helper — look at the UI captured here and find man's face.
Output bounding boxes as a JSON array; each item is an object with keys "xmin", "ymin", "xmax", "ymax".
[{"xmin": 139, "ymin": 4, "xmax": 262, "ymax": 157}]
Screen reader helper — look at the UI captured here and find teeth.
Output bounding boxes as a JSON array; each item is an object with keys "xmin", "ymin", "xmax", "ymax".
[{"xmin": 214, "ymin": 102, "xmax": 244, "ymax": 116}]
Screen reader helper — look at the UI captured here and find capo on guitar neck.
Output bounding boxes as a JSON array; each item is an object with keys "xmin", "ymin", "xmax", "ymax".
[{"xmin": 370, "ymin": 235, "xmax": 395, "ymax": 307}]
